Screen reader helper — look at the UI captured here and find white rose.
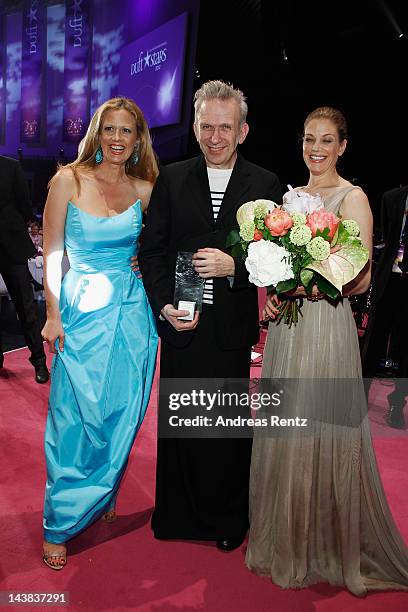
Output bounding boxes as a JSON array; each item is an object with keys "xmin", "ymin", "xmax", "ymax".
[{"xmin": 245, "ymin": 239, "xmax": 294, "ymax": 287}]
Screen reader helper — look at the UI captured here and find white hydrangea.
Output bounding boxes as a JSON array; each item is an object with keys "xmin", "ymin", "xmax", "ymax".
[{"xmin": 245, "ymin": 240, "xmax": 294, "ymax": 287}]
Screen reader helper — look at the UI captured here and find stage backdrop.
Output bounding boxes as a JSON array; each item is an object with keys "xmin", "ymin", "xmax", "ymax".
[{"xmin": 0, "ymin": 0, "xmax": 199, "ymax": 162}]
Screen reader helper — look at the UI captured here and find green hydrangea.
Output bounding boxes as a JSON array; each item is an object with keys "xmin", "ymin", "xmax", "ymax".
[
  {"xmin": 291, "ymin": 212, "xmax": 307, "ymax": 226},
  {"xmin": 239, "ymin": 221, "xmax": 255, "ymax": 242},
  {"xmin": 342, "ymin": 219, "xmax": 360, "ymax": 237},
  {"xmin": 254, "ymin": 202, "xmax": 270, "ymax": 219},
  {"xmin": 306, "ymin": 236, "xmax": 330, "ymax": 261},
  {"xmin": 289, "ymin": 224, "xmax": 312, "ymax": 246}
]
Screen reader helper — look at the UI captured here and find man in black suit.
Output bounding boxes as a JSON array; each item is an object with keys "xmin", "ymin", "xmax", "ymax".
[
  {"xmin": 0, "ymin": 155, "xmax": 49, "ymax": 383},
  {"xmin": 139, "ymin": 81, "xmax": 281, "ymax": 550},
  {"xmin": 362, "ymin": 186, "xmax": 408, "ymax": 428}
]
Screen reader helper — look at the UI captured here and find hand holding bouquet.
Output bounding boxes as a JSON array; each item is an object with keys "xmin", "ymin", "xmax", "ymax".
[{"xmin": 227, "ymin": 188, "xmax": 369, "ymax": 327}]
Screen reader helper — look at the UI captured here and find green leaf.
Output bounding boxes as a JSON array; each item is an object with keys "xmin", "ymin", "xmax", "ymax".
[
  {"xmin": 226, "ymin": 229, "xmax": 241, "ymax": 248},
  {"xmin": 230, "ymin": 243, "xmax": 245, "ymax": 259},
  {"xmin": 315, "ymin": 227, "xmax": 330, "ymax": 240},
  {"xmin": 276, "ymin": 278, "xmax": 297, "ymax": 295},
  {"xmin": 336, "ymin": 222, "xmax": 349, "ymax": 245},
  {"xmin": 315, "ymin": 275, "xmax": 340, "ymax": 300},
  {"xmin": 300, "ymin": 268, "xmax": 314, "ymax": 288},
  {"xmin": 330, "ymin": 224, "xmax": 339, "ymax": 247}
]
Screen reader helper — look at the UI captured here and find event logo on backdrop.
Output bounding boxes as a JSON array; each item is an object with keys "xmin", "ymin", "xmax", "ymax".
[
  {"xmin": 20, "ymin": 0, "xmax": 45, "ymax": 144},
  {"xmin": 118, "ymin": 12, "xmax": 188, "ymax": 129},
  {"xmin": 63, "ymin": 0, "xmax": 92, "ymax": 143}
]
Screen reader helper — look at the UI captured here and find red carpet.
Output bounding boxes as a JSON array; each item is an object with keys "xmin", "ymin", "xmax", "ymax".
[{"xmin": 0, "ymin": 345, "xmax": 407, "ymax": 611}]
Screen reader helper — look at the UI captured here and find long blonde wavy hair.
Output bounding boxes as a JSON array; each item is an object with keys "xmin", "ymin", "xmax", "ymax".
[{"xmin": 56, "ymin": 97, "xmax": 159, "ymax": 189}]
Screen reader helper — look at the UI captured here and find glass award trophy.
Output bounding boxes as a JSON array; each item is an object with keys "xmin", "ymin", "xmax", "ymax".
[{"xmin": 173, "ymin": 251, "xmax": 205, "ymax": 320}]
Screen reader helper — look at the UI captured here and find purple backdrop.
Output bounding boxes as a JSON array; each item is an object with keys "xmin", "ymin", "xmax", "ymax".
[
  {"xmin": 62, "ymin": 0, "xmax": 92, "ymax": 143},
  {"xmin": 118, "ymin": 12, "xmax": 188, "ymax": 129},
  {"xmin": 0, "ymin": 0, "xmax": 200, "ymax": 160},
  {"xmin": 20, "ymin": 0, "xmax": 45, "ymax": 144},
  {"xmin": 0, "ymin": 1, "xmax": 4, "ymax": 144}
]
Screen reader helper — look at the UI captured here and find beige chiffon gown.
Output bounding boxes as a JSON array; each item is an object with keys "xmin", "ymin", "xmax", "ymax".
[{"xmin": 245, "ymin": 186, "xmax": 408, "ymax": 596}]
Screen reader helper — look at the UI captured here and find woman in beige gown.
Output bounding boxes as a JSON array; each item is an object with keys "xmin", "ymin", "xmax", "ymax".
[{"xmin": 245, "ymin": 107, "xmax": 408, "ymax": 596}]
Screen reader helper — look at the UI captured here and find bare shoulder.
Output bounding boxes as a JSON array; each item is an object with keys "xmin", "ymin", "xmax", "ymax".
[
  {"xmin": 46, "ymin": 167, "xmax": 78, "ymax": 209},
  {"xmin": 133, "ymin": 177, "xmax": 154, "ymax": 211},
  {"xmin": 340, "ymin": 185, "xmax": 372, "ymax": 242},
  {"xmin": 50, "ymin": 166, "xmax": 76, "ymax": 190},
  {"xmin": 341, "ymin": 185, "xmax": 370, "ymax": 213}
]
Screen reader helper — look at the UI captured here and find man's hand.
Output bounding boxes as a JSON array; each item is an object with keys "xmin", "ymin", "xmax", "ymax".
[
  {"xmin": 161, "ymin": 304, "xmax": 199, "ymax": 331},
  {"xmin": 192, "ymin": 248, "xmax": 235, "ymax": 278}
]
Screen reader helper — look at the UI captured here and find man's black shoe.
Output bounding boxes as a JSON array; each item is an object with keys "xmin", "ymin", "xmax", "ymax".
[
  {"xmin": 216, "ymin": 536, "xmax": 245, "ymax": 552},
  {"xmin": 34, "ymin": 363, "xmax": 50, "ymax": 384},
  {"xmin": 386, "ymin": 405, "xmax": 405, "ymax": 429}
]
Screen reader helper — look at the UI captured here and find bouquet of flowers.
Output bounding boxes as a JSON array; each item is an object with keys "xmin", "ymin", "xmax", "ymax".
[{"xmin": 227, "ymin": 187, "xmax": 369, "ymax": 326}]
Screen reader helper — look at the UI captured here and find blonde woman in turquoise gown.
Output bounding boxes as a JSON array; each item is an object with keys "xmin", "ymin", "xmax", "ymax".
[
  {"xmin": 246, "ymin": 107, "xmax": 408, "ymax": 595},
  {"xmin": 41, "ymin": 98, "xmax": 159, "ymax": 569}
]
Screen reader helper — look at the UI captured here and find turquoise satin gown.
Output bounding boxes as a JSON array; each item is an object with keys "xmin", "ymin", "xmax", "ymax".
[{"xmin": 43, "ymin": 200, "xmax": 158, "ymax": 544}]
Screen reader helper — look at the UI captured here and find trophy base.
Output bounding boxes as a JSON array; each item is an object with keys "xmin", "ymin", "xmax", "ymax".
[{"xmin": 177, "ymin": 300, "xmax": 195, "ymax": 321}]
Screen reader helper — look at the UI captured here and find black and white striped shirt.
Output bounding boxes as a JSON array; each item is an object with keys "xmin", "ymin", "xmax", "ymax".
[{"xmin": 203, "ymin": 167, "xmax": 233, "ymax": 305}]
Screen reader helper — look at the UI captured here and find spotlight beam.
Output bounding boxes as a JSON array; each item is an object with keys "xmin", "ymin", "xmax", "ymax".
[{"xmin": 375, "ymin": 0, "xmax": 404, "ymax": 38}]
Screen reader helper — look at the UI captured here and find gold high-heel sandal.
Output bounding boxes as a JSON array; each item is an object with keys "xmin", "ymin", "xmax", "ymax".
[
  {"xmin": 42, "ymin": 544, "xmax": 67, "ymax": 571},
  {"xmin": 101, "ymin": 509, "xmax": 117, "ymax": 522}
]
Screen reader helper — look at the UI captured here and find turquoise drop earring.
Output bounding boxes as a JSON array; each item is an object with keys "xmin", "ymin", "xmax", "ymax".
[{"xmin": 95, "ymin": 146, "xmax": 103, "ymax": 164}]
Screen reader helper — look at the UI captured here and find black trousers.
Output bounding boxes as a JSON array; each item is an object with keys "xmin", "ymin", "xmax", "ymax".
[
  {"xmin": 363, "ymin": 273, "xmax": 407, "ymax": 407},
  {"xmin": 0, "ymin": 262, "xmax": 46, "ymax": 365},
  {"xmin": 153, "ymin": 305, "xmax": 253, "ymax": 540}
]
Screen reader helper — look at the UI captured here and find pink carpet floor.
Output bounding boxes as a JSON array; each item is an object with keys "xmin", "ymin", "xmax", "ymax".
[{"xmin": 0, "ymin": 343, "xmax": 407, "ymax": 611}]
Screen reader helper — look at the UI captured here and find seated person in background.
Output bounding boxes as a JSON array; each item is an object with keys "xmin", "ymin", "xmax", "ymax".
[{"xmin": 29, "ymin": 221, "xmax": 43, "ymax": 254}]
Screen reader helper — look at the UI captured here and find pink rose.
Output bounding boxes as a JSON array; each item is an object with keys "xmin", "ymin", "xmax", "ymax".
[
  {"xmin": 306, "ymin": 209, "xmax": 340, "ymax": 240},
  {"xmin": 253, "ymin": 229, "xmax": 263, "ymax": 241},
  {"xmin": 264, "ymin": 209, "xmax": 293, "ymax": 237}
]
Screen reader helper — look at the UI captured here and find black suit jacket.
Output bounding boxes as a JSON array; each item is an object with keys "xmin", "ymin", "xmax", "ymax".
[
  {"xmin": 0, "ymin": 155, "xmax": 36, "ymax": 266},
  {"xmin": 371, "ymin": 185, "xmax": 408, "ymax": 304},
  {"xmin": 139, "ymin": 154, "xmax": 282, "ymax": 350}
]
